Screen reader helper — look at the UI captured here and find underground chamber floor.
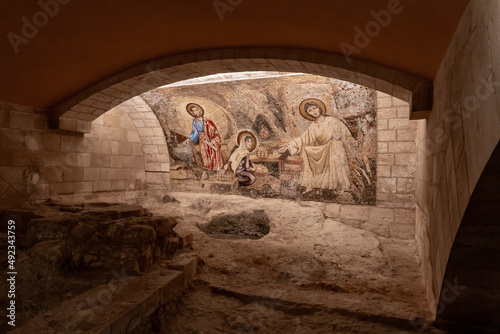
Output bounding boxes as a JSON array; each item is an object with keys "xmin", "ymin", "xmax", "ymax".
[{"xmin": 140, "ymin": 192, "xmax": 442, "ymax": 333}]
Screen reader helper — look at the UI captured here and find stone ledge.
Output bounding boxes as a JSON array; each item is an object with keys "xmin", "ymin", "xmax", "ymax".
[{"xmin": 11, "ymin": 255, "xmax": 198, "ymax": 334}]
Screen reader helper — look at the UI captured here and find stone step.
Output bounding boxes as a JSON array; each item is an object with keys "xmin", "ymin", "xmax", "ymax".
[{"xmin": 11, "ymin": 254, "xmax": 198, "ymax": 334}]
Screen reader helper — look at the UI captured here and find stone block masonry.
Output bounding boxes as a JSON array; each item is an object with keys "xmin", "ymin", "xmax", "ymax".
[
  {"xmin": 0, "ymin": 102, "xmax": 148, "ymax": 205},
  {"xmin": 415, "ymin": 0, "xmax": 500, "ymax": 316},
  {"xmin": 324, "ymin": 92, "xmax": 418, "ymax": 241}
]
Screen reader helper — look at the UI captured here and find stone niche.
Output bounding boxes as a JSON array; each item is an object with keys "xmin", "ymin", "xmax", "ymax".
[{"xmin": 142, "ymin": 74, "xmax": 378, "ymax": 205}]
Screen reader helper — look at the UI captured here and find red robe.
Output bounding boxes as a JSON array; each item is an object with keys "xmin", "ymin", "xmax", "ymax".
[{"xmin": 190, "ymin": 117, "xmax": 223, "ymax": 170}]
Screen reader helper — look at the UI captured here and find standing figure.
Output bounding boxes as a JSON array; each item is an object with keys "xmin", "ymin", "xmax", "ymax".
[
  {"xmin": 228, "ymin": 131, "xmax": 258, "ymax": 187},
  {"xmin": 186, "ymin": 103, "xmax": 223, "ymax": 171},
  {"xmin": 278, "ymin": 98, "xmax": 355, "ymax": 193}
]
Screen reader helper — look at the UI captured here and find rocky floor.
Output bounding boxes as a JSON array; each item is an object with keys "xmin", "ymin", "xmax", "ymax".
[
  {"xmin": 0, "ymin": 201, "xmax": 182, "ymax": 332},
  {"xmin": 143, "ymin": 192, "xmax": 439, "ymax": 333}
]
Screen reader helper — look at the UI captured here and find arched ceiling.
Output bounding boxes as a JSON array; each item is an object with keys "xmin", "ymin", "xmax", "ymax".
[{"xmin": 0, "ymin": 0, "xmax": 469, "ymax": 109}]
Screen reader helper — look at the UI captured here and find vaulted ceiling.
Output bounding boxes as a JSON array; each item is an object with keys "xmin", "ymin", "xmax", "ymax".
[{"xmin": 0, "ymin": 0, "xmax": 470, "ymax": 109}]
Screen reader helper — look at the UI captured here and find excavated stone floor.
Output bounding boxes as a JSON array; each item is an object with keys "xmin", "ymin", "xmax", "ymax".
[{"xmin": 141, "ymin": 192, "xmax": 444, "ymax": 333}]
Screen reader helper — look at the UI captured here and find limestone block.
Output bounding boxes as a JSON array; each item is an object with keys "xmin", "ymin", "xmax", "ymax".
[
  {"xmin": 41, "ymin": 133, "xmax": 61, "ymax": 151},
  {"xmin": 397, "ymin": 129, "xmax": 417, "ymax": 142},
  {"xmin": 133, "ymin": 143, "xmax": 144, "ymax": 156},
  {"xmin": 394, "ymin": 208, "xmax": 416, "ymax": 225},
  {"xmin": 377, "ymin": 96, "xmax": 392, "ymax": 108},
  {"xmin": 156, "ymin": 154, "xmax": 170, "ymax": 162},
  {"xmin": 377, "ymin": 193, "xmax": 415, "ymax": 208},
  {"xmin": 389, "ymin": 221, "xmax": 415, "ymax": 240},
  {"xmin": 83, "ymin": 168, "xmax": 101, "ymax": 181},
  {"xmin": 92, "ymin": 124, "xmax": 114, "ymax": 140},
  {"xmin": 388, "ymin": 142, "xmax": 416, "ymax": 153},
  {"xmin": 101, "ymin": 168, "xmax": 118, "ymax": 180},
  {"xmin": 377, "ymin": 142, "xmax": 388, "ymax": 153},
  {"xmin": 362, "ymin": 217, "xmax": 390, "ymax": 238},
  {"xmin": 120, "ymin": 118, "xmax": 137, "ymax": 131},
  {"xmin": 77, "ymin": 153, "xmax": 91, "ymax": 168},
  {"xmin": 377, "ymin": 177, "xmax": 397, "ymax": 193},
  {"xmin": 396, "ymin": 107, "xmax": 410, "ymax": 118},
  {"xmin": 62, "ymin": 167, "xmax": 84, "ymax": 182},
  {"xmin": 167, "ymin": 254, "xmax": 198, "ymax": 287},
  {"xmin": 82, "ymin": 137, "xmax": 104, "ymax": 154},
  {"xmin": 377, "ymin": 107, "xmax": 397, "ymax": 119},
  {"xmin": 395, "ymin": 153, "xmax": 417, "ymax": 166},
  {"xmin": 146, "ymin": 172, "xmax": 167, "ymax": 184},
  {"xmin": 71, "ymin": 104, "xmax": 96, "ymax": 114},
  {"xmin": 124, "ymin": 156, "xmax": 145, "ymax": 169},
  {"xmin": 378, "ymin": 119, "xmax": 388, "ymax": 130},
  {"xmin": 91, "ymin": 153, "xmax": 112, "ymax": 168},
  {"xmin": 50, "ymin": 182, "xmax": 75, "ymax": 195},
  {"xmin": 158, "ymin": 146, "xmax": 169, "ymax": 154},
  {"xmin": 93, "ymin": 180, "xmax": 113, "ymax": 192},
  {"xmin": 143, "ymin": 145, "xmax": 159, "ymax": 154},
  {"xmin": 116, "ymin": 168, "xmax": 132, "ymax": 180},
  {"xmin": 132, "ymin": 119, "xmax": 146, "ymax": 128},
  {"xmin": 145, "ymin": 162, "xmax": 162, "ymax": 172},
  {"xmin": 393, "ymin": 98, "xmax": 408, "ymax": 108},
  {"xmin": 153, "ymin": 127, "xmax": 164, "ymax": 136},
  {"xmin": 159, "ymin": 271, "xmax": 185, "ymax": 303},
  {"xmin": 378, "ymin": 165, "xmax": 391, "ymax": 177},
  {"xmin": 74, "ymin": 181, "xmax": 93, "ymax": 193},
  {"xmin": 151, "ymin": 136, "xmax": 166, "ymax": 145},
  {"xmin": 130, "ymin": 169, "xmax": 146, "ymax": 180},
  {"xmin": 137, "ymin": 290, "xmax": 161, "ymax": 322},
  {"xmin": 144, "ymin": 119, "xmax": 160, "ymax": 127},
  {"xmin": 378, "ymin": 130, "xmax": 396, "ymax": 142},
  {"xmin": 397, "ymin": 177, "xmax": 416, "ymax": 193},
  {"xmin": 137, "ymin": 128, "xmax": 154, "ymax": 137},
  {"xmin": 10, "ymin": 111, "xmax": 47, "ymax": 131},
  {"xmin": 378, "ymin": 153, "xmax": 395, "ymax": 165},
  {"xmin": 111, "ymin": 155, "xmax": 124, "ymax": 168},
  {"xmin": 104, "ymin": 114, "xmax": 122, "ymax": 128},
  {"xmin": 127, "ymin": 130, "xmax": 141, "ymax": 143},
  {"xmin": 75, "ymin": 113, "xmax": 98, "ymax": 122},
  {"xmin": 144, "ymin": 153, "xmax": 157, "ymax": 163},
  {"xmin": 112, "ymin": 127, "xmax": 129, "ymax": 142},
  {"xmin": 127, "ymin": 112, "xmax": 144, "ymax": 120},
  {"xmin": 339, "ymin": 205, "xmax": 369, "ymax": 221},
  {"xmin": 392, "ymin": 165, "xmax": 416, "ymax": 178},
  {"xmin": 389, "ymin": 118, "xmax": 411, "ymax": 130},
  {"xmin": 118, "ymin": 142, "xmax": 134, "ymax": 156}
]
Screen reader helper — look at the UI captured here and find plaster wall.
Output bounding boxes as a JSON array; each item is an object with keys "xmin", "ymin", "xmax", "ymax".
[{"xmin": 415, "ymin": 0, "xmax": 500, "ymax": 315}]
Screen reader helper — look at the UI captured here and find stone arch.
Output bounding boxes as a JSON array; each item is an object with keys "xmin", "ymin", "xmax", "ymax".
[
  {"xmin": 434, "ymin": 141, "xmax": 500, "ymax": 332},
  {"xmin": 119, "ymin": 96, "xmax": 170, "ymax": 195},
  {"xmin": 49, "ymin": 48, "xmax": 433, "ymax": 132}
]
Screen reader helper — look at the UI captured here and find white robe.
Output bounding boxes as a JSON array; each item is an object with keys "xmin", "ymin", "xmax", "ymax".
[{"xmin": 288, "ymin": 117, "xmax": 353, "ymax": 190}]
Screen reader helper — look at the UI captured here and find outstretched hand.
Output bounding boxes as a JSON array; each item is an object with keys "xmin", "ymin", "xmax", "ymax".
[{"xmin": 277, "ymin": 144, "xmax": 289, "ymax": 154}]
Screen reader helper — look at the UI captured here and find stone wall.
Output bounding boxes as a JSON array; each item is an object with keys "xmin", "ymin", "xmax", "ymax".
[
  {"xmin": 415, "ymin": 0, "xmax": 500, "ymax": 315},
  {"xmin": 0, "ymin": 102, "xmax": 148, "ymax": 206},
  {"xmin": 118, "ymin": 97, "xmax": 170, "ymax": 196},
  {"xmin": 324, "ymin": 92, "xmax": 417, "ymax": 240}
]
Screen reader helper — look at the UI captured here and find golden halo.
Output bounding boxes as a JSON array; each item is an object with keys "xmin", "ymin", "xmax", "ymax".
[
  {"xmin": 237, "ymin": 131, "xmax": 257, "ymax": 152},
  {"xmin": 186, "ymin": 103, "xmax": 204, "ymax": 118},
  {"xmin": 299, "ymin": 98, "xmax": 327, "ymax": 121}
]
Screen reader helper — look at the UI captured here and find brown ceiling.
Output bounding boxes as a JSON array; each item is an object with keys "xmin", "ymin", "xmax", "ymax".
[{"xmin": 0, "ymin": 0, "xmax": 469, "ymax": 109}]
